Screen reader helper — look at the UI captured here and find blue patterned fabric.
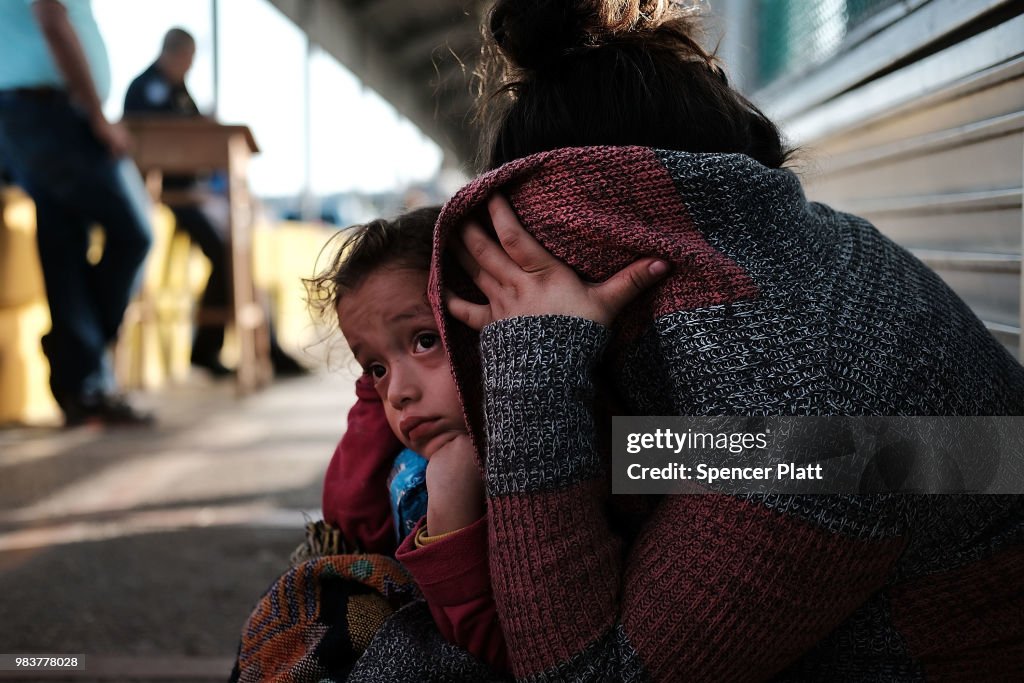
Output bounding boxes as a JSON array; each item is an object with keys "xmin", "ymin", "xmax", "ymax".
[{"xmin": 388, "ymin": 448, "xmax": 428, "ymax": 544}]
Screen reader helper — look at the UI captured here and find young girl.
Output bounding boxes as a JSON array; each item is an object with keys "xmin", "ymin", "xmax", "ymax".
[{"xmin": 312, "ymin": 206, "xmax": 509, "ymax": 671}]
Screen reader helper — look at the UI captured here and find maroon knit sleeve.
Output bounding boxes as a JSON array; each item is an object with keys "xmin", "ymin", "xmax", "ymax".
[
  {"xmin": 396, "ymin": 516, "xmax": 510, "ymax": 672},
  {"xmin": 321, "ymin": 374, "xmax": 403, "ymax": 555},
  {"xmin": 479, "ymin": 315, "xmax": 907, "ymax": 681}
]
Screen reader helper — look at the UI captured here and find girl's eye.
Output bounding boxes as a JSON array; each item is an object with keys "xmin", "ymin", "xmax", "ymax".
[
  {"xmin": 367, "ymin": 364, "xmax": 386, "ymax": 380},
  {"xmin": 414, "ymin": 333, "xmax": 438, "ymax": 353}
]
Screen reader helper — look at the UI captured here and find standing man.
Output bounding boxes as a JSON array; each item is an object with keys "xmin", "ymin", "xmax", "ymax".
[
  {"xmin": 0, "ymin": 0, "xmax": 154, "ymax": 426},
  {"xmin": 124, "ymin": 28, "xmax": 308, "ymax": 378}
]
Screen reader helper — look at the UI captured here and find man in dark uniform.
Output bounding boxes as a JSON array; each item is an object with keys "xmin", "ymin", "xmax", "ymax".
[
  {"xmin": 124, "ymin": 28, "xmax": 306, "ymax": 377},
  {"xmin": 125, "ymin": 29, "xmax": 199, "ymax": 114}
]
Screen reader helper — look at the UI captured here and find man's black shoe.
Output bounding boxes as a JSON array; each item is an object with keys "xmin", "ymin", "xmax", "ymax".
[
  {"xmin": 91, "ymin": 392, "xmax": 156, "ymax": 426},
  {"xmin": 191, "ymin": 354, "xmax": 233, "ymax": 377},
  {"xmin": 61, "ymin": 392, "xmax": 155, "ymax": 428},
  {"xmin": 270, "ymin": 346, "xmax": 310, "ymax": 377}
]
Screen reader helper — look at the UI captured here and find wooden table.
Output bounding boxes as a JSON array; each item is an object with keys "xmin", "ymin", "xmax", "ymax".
[{"xmin": 121, "ymin": 117, "xmax": 272, "ymax": 395}]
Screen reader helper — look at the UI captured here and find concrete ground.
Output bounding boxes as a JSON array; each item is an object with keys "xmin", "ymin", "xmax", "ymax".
[{"xmin": 0, "ymin": 371, "xmax": 356, "ymax": 682}]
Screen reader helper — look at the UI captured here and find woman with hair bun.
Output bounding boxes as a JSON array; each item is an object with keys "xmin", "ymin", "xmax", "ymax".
[
  {"xmin": 414, "ymin": 0, "xmax": 1024, "ymax": 680},
  {"xmin": 235, "ymin": 2, "xmax": 1023, "ymax": 681},
  {"xmin": 476, "ymin": 0, "xmax": 790, "ymax": 171}
]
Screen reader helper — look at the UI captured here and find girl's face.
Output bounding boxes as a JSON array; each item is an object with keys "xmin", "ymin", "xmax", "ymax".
[{"xmin": 337, "ymin": 267, "xmax": 465, "ymax": 459}]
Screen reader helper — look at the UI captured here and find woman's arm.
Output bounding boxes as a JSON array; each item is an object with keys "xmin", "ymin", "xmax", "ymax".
[
  {"xmin": 479, "ymin": 314, "xmax": 906, "ymax": 681},
  {"xmin": 450, "ymin": 196, "xmax": 908, "ymax": 680}
]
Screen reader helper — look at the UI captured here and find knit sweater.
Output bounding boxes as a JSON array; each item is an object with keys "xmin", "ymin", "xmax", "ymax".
[{"xmin": 349, "ymin": 147, "xmax": 1024, "ymax": 681}]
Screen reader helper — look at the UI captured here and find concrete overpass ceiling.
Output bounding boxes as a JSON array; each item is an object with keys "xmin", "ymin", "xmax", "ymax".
[{"xmin": 268, "ymin": 0, "xmax": 488, "ymax": 165}]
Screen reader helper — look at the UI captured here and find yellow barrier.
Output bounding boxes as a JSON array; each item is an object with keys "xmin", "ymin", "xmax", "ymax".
[
  {"xmin": 254, "ymin": 219, "xmax": 338, "ymax": 354},
  {"xmin": 0, "ymin": 191, "xmax": 337, "ymax": 425},
  {"xmin": 0, "ymin": 189, "xmax": 59, "ymax": 424},
  {"xmin": 113, "ymin": 204, "xmax": 205, "ymax": 389}
]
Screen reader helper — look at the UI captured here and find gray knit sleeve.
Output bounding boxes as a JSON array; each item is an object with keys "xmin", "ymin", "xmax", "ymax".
[{"xmin": 479, "ymin": 315, "xmax": 610, "ymax": 496}]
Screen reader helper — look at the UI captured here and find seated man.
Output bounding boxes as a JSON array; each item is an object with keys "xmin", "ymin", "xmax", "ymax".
[{"xmin": 123, "ymin": 27, "xmax": 306, "ymax": 377}]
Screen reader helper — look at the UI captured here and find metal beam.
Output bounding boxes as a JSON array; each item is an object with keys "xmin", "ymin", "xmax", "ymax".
[
  {"xmin": 756, "ymin": 0, "xmax": 1012, "ymax": 122},
  {"xmin": 393, "ymin": 22, "xmax": 478, "ymax": 70},
  {"xmin": 211, "ymin": 0, "xmax": 220, "ymax": 116},
  {"xmin": 266, "ymin": 0, "xmax": 467, "ymax": 160},
  {"xmin": 356, "ymin": 0, "xmax": 461, "ymax": 28}
]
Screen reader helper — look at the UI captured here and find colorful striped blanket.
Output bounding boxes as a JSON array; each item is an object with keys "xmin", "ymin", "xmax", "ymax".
[{"xmin": 230, "ymin": 553, "xmax": 420, "ymax": 682}]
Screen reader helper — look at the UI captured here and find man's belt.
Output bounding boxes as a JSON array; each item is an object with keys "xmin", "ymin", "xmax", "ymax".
[{"xmin": 0, "ymin": 87, "xmax": 68, "ymax": 103}]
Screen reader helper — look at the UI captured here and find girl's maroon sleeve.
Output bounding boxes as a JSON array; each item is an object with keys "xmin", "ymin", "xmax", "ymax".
[
  {"xmin": 396, "ymin": 516, "xmax": 509, "ymax": 672},
  {"xmin": 322, "ymin": 374, "xmax": 403, "ymax": 555}
]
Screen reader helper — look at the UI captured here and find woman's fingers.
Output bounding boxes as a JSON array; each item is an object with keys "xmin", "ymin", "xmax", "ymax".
[
  {"xmin": 447, "ymin": 193, "xmax": 669, "ymax": 328},
  {"xmin": 592, "ymin": 259, "xmax": 670, "ymax": 321},
  {"xmin": 446, "ymin": 290, "xmax": 493, "ymax": 331},
  {"xmin": 487, "ymin": 194, "xmax": 555, "ymax": 273},
  {"xmin": 460, "ymin": 219, "xmax": 518, "ymax": 287},
  {"xmin": 452, "ymin": 236, "xmax": 502, "ymax": 297}
]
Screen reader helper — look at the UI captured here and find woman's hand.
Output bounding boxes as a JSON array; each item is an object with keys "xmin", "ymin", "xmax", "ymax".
[
  {"xmin": 447, "ymin": 194, "xmax": 669, "ymax": 330},
  {"xmin": 424, "ymin": 434, "xmax": 485, "ymax": 536}
]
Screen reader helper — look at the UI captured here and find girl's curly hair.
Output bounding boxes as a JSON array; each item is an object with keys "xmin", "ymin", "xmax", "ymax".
[{"xmin": 306, "ymin": 206, "xmax": 442, "ymax": 326}]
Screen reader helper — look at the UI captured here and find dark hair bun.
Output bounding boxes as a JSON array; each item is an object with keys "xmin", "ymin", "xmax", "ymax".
[{"xmin": 489, "ymin": 0, "xmax": 671, "ymax": 70}]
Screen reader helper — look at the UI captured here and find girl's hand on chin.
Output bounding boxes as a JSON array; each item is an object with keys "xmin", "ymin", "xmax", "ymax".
[
  {"xmin": 447, "ymin": 194, "xmax": 670, "ymax": 331},
  {"xmin": 424, "ymin": 433, "xmax": 485, "ymax": 535}
]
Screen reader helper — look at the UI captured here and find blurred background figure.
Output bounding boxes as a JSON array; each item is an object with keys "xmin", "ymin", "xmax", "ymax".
[
  {"xmin": 125, "ymin": 28, "xmax": 199, "ymax": 119},
  {"xmin": 0, "ymin": 0, "xmax": 153, "ymax": 426},
  {"xmin": 123, "ymin": 27, "xmax": 307, "ymax": 378}
]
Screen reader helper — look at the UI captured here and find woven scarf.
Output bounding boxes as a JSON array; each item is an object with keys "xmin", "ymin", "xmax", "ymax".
[{"xmin": 231, "ymin": 554, "xmax": 420, "ymax": 683}]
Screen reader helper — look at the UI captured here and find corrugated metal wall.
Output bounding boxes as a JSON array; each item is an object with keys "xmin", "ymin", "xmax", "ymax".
[{"xmin": 730, "ymin": 0, "xmax": 1024, "ymax": 359}]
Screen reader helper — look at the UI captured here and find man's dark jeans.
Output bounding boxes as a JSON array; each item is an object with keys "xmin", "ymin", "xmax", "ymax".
[
  {"xmin": 170, "ymin": 204, "xmax": 228, "ymax": 361},
  {"xmin": 0, "ymin": 92, "xmax": 152, "ymax": 403}
]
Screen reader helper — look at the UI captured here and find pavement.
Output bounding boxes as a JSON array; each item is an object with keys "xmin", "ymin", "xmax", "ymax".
[{"xmin": 0, "ymin": 370, "xmax": 357, "ymax": 682}]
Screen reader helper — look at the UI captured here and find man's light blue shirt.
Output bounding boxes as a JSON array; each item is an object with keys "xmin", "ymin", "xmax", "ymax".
[{"xmin": 0, "ymin": 0, "xmax": 111, "ymax": 102}]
